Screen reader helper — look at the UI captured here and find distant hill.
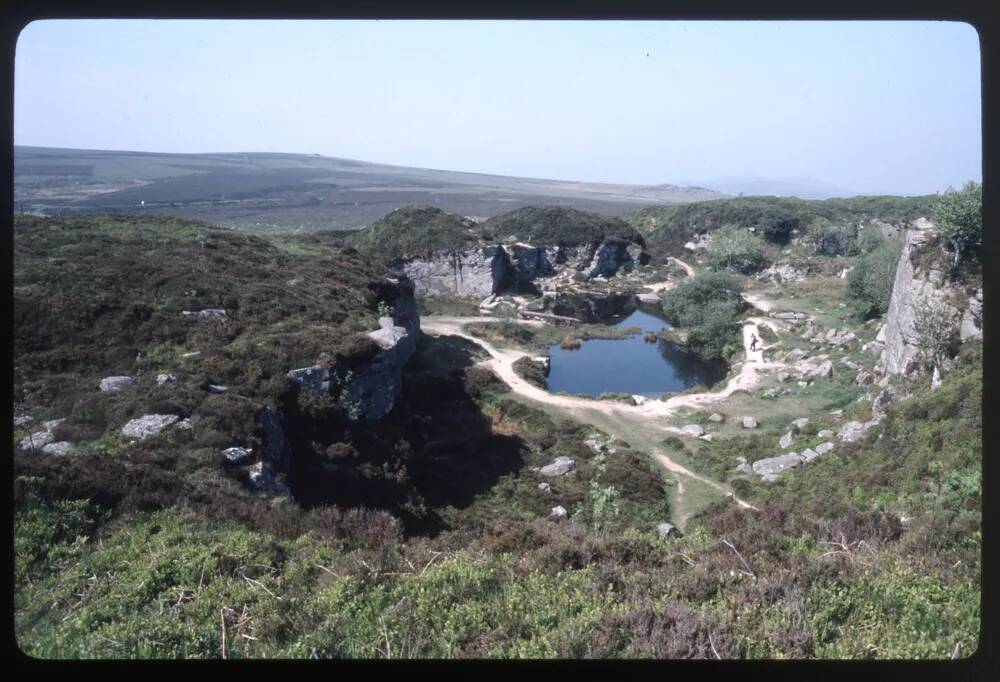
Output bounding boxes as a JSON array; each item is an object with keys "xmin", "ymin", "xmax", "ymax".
[
  {"xmin": 14, "ymin": 146, "xmax": 727, "ymax": 233},
  {"xmin": 677, "ymin": 176, "xmax": 860, "ymax": 200}
]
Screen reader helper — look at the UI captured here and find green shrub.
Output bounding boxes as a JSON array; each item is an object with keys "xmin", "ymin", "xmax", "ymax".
[
  {"xmin": 846, "ymin": 236, "xmax": 903, "ymax": 318},
  {"xmin": 704, "ymin": 225, "xmax": 769, "ymax": 274},
  {"xmin": 931, "ymin": 181, "xmax": 982, "ymax": 266},
  {"xmin": 661, "ymin": 272, "xmax": 747, "ymax": 360}
]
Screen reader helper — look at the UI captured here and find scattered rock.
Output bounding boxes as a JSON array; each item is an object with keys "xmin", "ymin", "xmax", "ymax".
[
  {"xmin": 14, "ymin": 415, "xmax": 33, "ymax": 427},
  {"xmin": 43, "ymin": 418, "xmax": 66, "ymax": 431},
  {"xmin": 785, "ymin": 348, "xmax": 809, "ymax": 363},
  {"xmin": 800, "ymin": 448, "xmax": 820, "ymax": 462},
  {"xmin": 539, "ymin": 456, "xmax": 576, "ymax": 477},
  {"xmin": 681, "ymin": 424, "xmax": 705, "ymax": 438},
  {"xmin": 708, "ymin": 413, "xmax": 725, "ymax": 423},
  {"xmin": 175, "ymin": 418, "xmax": 194, "ymax": 430},
  {"xmin": 814, "ymin": 441, "xmax": 835, "ymax": 456},
  {"xmin": 790, "ymin": 417, "xmax": 809, "ymax": 431},
  {"xmin": 800, "ymin": 359, "xmax": 833, "ymax": 379},
  {"xmin": 741, "ymin": 416, "xmax": 759, "ymax": 429},
  {"xmin": 183, "ymin": 308, "xmax": 227, "ymax": 319},
  {"xmin": 837, "ymin": 420, "xmax": 877, "ymax": 443},
  {"xmin": 18, "ymin": 430, "xmax": 54, "ymax": 451},
  {"xmin": 181, "ymin": 351, "xmax": 201, "ymax": 359},
  {"xmin": 538, "ymin": 482, "xmax": 552, "ymax": 493},
  {"xmin": 657, "ymin": 522, "xmax": 683, "ymax": 539},
  {"xmin": 779, "ymin": 432, "xmax": 795, "ymax": 449},
  {"xmin": 207, "ymin": 384, "xmax": 228, "ymax": 394},
  {"xmin": 699, "ymin": 434, "xmax": 714, "ymax": 442},
  {"xmin": 223, "ymin": 446, "xmax": 253, "ymax": 464},
  {"xmin": 772, "ymin": 311, "xmax": 807, "ymax": 321},
  {"xmin": 121, "ymin": 414, "xmax": 179, "ymax": 440},
  {"xmin": 817, "ymin": 430, "xmax": 834, "ymax": 439},
  {"xmin": 550, "ymin": 505, "xmax": 568, "ymax": 519},
  {"xmin": 632, "ymin": 394, "xmax": 648, "ymax": 406},
  {"xmin": 156, "ymin": 373, "xmax": 177, "ymax": 385},
  {"xmin": 777, "ymin": 372, "xmax": 791, "ymax": 383},
  {"xmin": 41, "ymin": 441, "xmax": 74, "ymax": 456},
  {"xmin": 931, "ymin": 365, "xmax": 942, "ymax": 390},
  {"xmin": 100, "ymin": 376, "xmax": 134, "ymax": 393}
]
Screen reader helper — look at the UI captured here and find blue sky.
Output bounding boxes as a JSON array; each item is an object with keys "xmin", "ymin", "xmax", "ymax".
[{"xmin": 14, "ymin": 19, "xmax": 981, "ymax": 196}]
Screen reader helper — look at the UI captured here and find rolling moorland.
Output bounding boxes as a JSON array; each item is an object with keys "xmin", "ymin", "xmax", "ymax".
[
  {"xmin": 12, "ymin": 167, "xmax": 982, "ymax": 658},
  {"xmin": 13, "ymin": 146, "xmax": 724, "ymax": 233}
]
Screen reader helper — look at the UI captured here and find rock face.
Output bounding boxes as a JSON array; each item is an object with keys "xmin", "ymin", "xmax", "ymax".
[
  {"xmin": 539, "ymin": 290, "xmax": 638, "ymax": 323},
  {"xmin": 402, "ymin": 246, "xmax": 511, "ymax": 298},
  {"xmin": 400, "ymin": 235, "xmax": 647, "ymax": 299},
  {"xmin": 287, "ymin": 278, "xmax": 420, "ymax": 422},
  {"xmin": 878, "ymin": 222, "xmax": 980, "ymax": 376},
  {"xmin": 121, "ymin": 414, "xmax": 179, "ymax": 440}
]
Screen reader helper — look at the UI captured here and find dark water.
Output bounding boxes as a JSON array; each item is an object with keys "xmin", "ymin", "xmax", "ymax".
[{"xmin": 546, "ymin": 308, "xmax": 727, "ymax": 398}]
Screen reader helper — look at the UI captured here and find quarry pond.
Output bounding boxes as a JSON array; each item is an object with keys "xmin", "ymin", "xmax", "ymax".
[{"xmin": 546, "ymin": 307, "xmax": 727, "ymax": 398}]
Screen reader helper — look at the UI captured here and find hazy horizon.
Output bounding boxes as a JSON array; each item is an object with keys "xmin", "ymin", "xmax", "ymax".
[{"xmin": 15, "ymin": 20, "xmax": 982, "ymax": 197}]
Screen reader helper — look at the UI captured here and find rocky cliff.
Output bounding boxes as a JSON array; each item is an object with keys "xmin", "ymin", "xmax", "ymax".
[
  {"xmin": 874, "ymin": 218, "xmax": 982, "ymax": 377},
  {"xmin": 402, "ymin": 239, "xmax": 647, "ymax": 299},
  {"xmin": 287, "ymin": 276, "xmax": 420, "ymax": 421}
]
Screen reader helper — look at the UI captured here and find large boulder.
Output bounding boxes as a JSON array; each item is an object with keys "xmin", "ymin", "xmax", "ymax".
[
  {"xmin": 99, "ymin": 376, "xmax": 134, "ymax": 393},
  {"xmin": 539, "ymin": 456, "xmax": 576, "ymax": 477},
  {"xmin": 657, "ymin": 522, "xmax": 683, "ymax": 539},
  {"xmin": 121, "ymin": 414, "xmax": 179, "ymax": 440},
  {"xmin": 681, "ymin": 424, "xmax": 705, "ymax": 438},
  {"xmin": 752, "ymin": 453, "xmax": 806, "ymax": 482}
]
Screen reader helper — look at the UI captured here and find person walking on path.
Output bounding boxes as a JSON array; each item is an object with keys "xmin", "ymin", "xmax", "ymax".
[{"xmin": 749, "ymin": 333, "xmax": 758, "ymax": 352}]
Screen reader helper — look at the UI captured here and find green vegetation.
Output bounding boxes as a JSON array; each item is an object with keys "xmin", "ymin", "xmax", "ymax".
[
  {"xmin": 660, "ymin": 272, "xmax": 747, "ymax": 361},
  {"xmin": 931, "ymin": 181, "xmax": 982, "ymax": 267},
  {"xmin": 625, "ymin": 195, "xmax": 934, "ymax": 259},
  {"xmin": 845, "ymin": 233, "xmax": 904, "ymax": 319},
  {"xmin": 349, "ymin": 206, "xmax": 482, "ymax": 261},
  {"xmin": 480, "ymin": 205, "xmax": 643, "ymax": 246},
  {"xmin": 704, "ymin": 224, "xmax": 769, "ymax": 274},
  {"xmin": 512, "ymin": 356, "xmax": 548, "ymax": 389},
  {"xmin": 14, "ymin": 210, "xmax": 981, "ymax": 660}
]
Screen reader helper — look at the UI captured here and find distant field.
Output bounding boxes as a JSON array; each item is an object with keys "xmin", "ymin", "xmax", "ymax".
[{"xmin": 14, "ymin": 146, "xmax": 726, "ymax": 233}]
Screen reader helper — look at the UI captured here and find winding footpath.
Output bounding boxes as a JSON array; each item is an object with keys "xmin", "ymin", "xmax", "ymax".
[{"xmin": 421, "ymin": 259, "xmax": 783, "ymax": 527}]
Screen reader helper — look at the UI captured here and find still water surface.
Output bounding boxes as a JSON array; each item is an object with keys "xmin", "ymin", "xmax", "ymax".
[{"xmin": 546, "ymin": 308, "xmax": 726, "ymax": 398}]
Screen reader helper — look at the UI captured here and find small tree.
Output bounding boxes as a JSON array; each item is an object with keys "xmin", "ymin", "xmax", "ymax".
[
  {"xmin": 931, "ymin": 181, "xmax": 982, "ymax": 265},
  {"xmin": 912, "ymin": 296, "xmax": 961, "ymax": 371},
  {"xmin": 846, "ymin": 236, "xmax": 903, "ymax": 318}
]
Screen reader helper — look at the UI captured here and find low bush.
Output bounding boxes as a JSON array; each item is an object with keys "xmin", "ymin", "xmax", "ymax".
[{"xmin": 704, "ymin": 225, "xmax": 769, "ymax": 274}]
